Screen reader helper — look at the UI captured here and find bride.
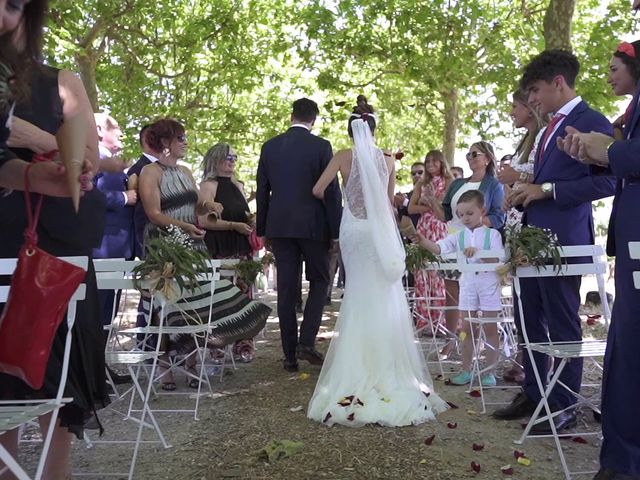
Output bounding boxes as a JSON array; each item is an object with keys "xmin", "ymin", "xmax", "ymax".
[{"xmin": 308, "ymin": 96, "xmax": 448, "ymax": 427}]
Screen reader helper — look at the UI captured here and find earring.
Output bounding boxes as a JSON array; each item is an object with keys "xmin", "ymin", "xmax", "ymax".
[{"xmin": 162, "ymin": 147, "xmax": 170, "ymax": 157}]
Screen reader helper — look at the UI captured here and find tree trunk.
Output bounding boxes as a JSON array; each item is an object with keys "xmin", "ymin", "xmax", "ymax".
[
  {"xmin": 75, "ymin": 51, "xmax": 99, "ymax": 112},
  {"xmin": 442, "ymin": 88, "xmax": 458, "ymax": 166},
  {"xmin": 543, "ymin": 0, "xmax": 577, "ymax": 50}
]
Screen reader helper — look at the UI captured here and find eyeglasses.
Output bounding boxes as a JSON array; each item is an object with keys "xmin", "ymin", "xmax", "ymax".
[
  {"xmin": 176, "ymin": 134, "xmax": 187, "ymax": 143},
  {"xmin": 226, "ymin": 154, "xmax": 238, "ymax": 162},
  {"xmin": 411, "ymin": 170, "xmax": 424, "ymax": 176},
  {"xmin": 466, "ymin": 151, "xmax": 485, "ymax": 160}
]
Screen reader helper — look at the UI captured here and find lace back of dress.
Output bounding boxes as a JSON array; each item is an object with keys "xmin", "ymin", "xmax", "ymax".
[{"xmin": 346, "ymin": 147, "xmax": 388, "ymax": 220}]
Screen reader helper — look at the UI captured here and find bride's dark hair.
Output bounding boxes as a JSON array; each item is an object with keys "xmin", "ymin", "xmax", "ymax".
[{"xmin": 347, "ymin": 95, "xmax": 376, "ymax": 137}]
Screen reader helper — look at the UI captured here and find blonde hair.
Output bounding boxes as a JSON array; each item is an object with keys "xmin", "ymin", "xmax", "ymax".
[
  {"xmin": 512, "ymin": 89, "xmax": 545, "ymax": 164},
  {"xmin": 201, "ymin": 143, "xmax": 242, "ymax": 189}
]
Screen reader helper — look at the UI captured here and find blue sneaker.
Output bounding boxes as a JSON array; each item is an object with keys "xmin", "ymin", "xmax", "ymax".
[
  {"xmin": 449, "ymin": 371, "xmax": 472, "ymax": 385},
  {"xmin": 481, "ymin": 374, "xmax": 497, "ymax": 387}
]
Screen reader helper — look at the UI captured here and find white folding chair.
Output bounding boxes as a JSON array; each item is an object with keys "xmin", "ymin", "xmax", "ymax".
[
  {"xmin": 0, "ymin": 256, "xmax": 87, "ymax": 480},
  {"xmin": 630, "ymin": 241, "xmax": 640, "ymax": 287},
  {"xmin": 513, "ymin": 244, "xmax": 611, "ymax": 480},
  {"xmin": 120, "ymin": 259, "xmax": 222, "ymax": 420}
]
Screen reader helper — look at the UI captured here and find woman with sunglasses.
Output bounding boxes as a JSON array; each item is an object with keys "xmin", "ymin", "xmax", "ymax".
[
  {"xmin": 408, "ymin": 150, "xmax": 453, "ymax": 332},
  {"xmin": 200, "ymin": 143, "xmax": 253, "ymax": 259},
  {"xmin": 427, "ymin": 141, "xmax": 505, "ymax": 355}
]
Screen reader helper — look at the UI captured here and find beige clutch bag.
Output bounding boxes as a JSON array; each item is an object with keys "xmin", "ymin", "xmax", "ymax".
[{"xmin": 56, "ymin": 115, "xmax": 87, "ymax": 212}]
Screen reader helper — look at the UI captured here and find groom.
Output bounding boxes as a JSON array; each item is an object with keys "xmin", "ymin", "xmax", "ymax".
[{"xmin": 257, "ymin": 98, "xmax": 342, "ymax": 372}]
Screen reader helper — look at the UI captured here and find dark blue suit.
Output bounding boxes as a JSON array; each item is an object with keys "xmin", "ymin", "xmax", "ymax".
[
  {"xmin": 521, "ymin": 100, "xmax": 615, "ymax": 410},
  {"xmin": 257, "ymin": 126, "xmax": 342, "ymax": 362},
  {"xmin": 598, "ymin": 92, "xmax": 640, "ymax": 476},
  {"xmin": 92, "ymin": 171, "xmax": 135, "ymax": 329},
  {"xmin": 127, "ymin": 154, "xmax": 153, "ymax": 259}
]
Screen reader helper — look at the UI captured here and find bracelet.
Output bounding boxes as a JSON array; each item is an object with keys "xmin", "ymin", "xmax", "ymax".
[{"xmin": 604, "ymin": 139, "xmax": 615, "ymax": 165}]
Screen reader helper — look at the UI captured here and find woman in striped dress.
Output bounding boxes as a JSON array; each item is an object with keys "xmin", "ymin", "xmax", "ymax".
[{"xmin": 139, "ymin": 119, "xmax": 270, "ymax": 389}]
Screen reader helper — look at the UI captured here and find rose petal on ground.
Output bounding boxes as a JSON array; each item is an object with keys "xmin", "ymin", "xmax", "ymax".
[
  {"xmin": 467, "ymin": 409, "xmax": 478, "ymax": 415},
  {"xmin": 471, "ymin": 461, "xmax": 481, "ymax": 473},
  {"xmin": 516, "ymin": 456, "xmax": 531, "ymax": 466},
  {"xmin": 469, "ymin": 390, "xmax": 481, "ymax": 398},
  {"xmin": 419, "ymin": 459, "xmax": 427, "ymax": 465},
  {"xmin": 447, "ymin": 422, "xmax": 458, "ymax": 429},
  {"xmin": 572, "ymin": 436, "xmax": 588, "ymax": 444},
  {"xmin": 501, "ymin": 465, "xmax": 514, "ymax": 475},
  {"xmin": 298, "ymin": 373, "xmax": 310, "ymax": 380},
  {"xmin": 424, "ymin": 434, "xmax": 435, "ymax": 445},
  {"xmin": 472, "ymin": 442, "xmax": 484, "ymax": 451},
  {"xmin": 513, "ymin": 450, "xmax": 525, "ymax": 459},
  {"xmin": 289, "ymin": 405, "xmax": 303, "ymax": 412}
]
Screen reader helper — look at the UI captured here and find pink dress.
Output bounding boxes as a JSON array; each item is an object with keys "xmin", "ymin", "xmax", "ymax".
[{"xmin": 414, "ymin": 176, "xmax": 448, "ymax": 329}]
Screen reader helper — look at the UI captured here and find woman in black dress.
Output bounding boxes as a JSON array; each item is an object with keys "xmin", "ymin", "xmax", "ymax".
[
  {"xmin": 200, "ymin": 143, "xmax": 253, "ymax": 259},
  {"xmin": 0, "ymin": 2, "xmax": 109, "ymax": 478}
]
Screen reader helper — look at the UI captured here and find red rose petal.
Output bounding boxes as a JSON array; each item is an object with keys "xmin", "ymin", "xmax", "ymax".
[
  {"xmin": 347, "ymin": 413, "xmax": 355, "ymax": 421},
  {"xmin": 513, "ymin": 450, "xmax": 525, "ymax": 459},
  {"xmin": 323, "ymin": 412, "xmax": 332, "ymax": 423},
  {"xmin": 469, "ymin": 390, "xmax": 482, "ymax": 398},
  {"xmin": 446, "ymin": 401, "xmax": 459, "ymax": 409},
  {"xmin": 424, "ymin": 434, "xmax": 435, "ymax": 445},
  {"xmin": 395, "ymin": 151, "xmax": 405, "ymax": 160},
  {"xmin": 501, "ymin": 465, "xmax": 514, "ymax": 475},
  {"xmin": 471, "ymin": 461, "xmax": 481, "ymax": 473},
  {"xmin": 436, "ymin": 374, "xmax": 443, "ymax": 380},
  {"xmin": 472, "ymin": 442, "xmax": 484, "ymax": 451},
  {"xmin": 572, "ymin": 436, "xmax": 588, "ymax": 444},
  {"xmin": 447, "ymin": 422, "xmax": 458, "ymax": 429}
]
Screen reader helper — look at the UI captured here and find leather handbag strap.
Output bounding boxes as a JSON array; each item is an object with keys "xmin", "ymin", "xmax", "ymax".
[{"xmin": 22, "ymin": 151, "xmax": 58, "ymax": 250}]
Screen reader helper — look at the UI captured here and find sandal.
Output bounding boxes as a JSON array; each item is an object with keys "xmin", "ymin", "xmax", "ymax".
[
  {"xmin": 185, "ymin": 366, "xmax": 200, "ymax": 389},
  {"xmin": 157, "ymin": 360, "xmax": 177, "ymax": 391}
]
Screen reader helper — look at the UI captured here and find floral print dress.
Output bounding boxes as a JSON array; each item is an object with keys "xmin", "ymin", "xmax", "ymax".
[{"xmin": 414, "ymin": 176, "xmax": 448, "ymax": 329}]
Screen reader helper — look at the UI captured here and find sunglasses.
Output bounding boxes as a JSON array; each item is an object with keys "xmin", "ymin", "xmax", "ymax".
[
  {"xmin": 466, "ymin": 151, "xmax": 485, "ymax": 160},
  {"xmin": 176, "ymin": 134, "xmax": 188, "ymax": 143},
  {"xmin": 226, "ymin": 154, "xmax": 238, "ymax": 162},
  {"xmin": 412, "ymin": 170, "xmax": 424, "ymax": 176}
]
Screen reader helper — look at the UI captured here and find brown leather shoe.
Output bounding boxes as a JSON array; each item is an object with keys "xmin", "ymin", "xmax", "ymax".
[{"xmin": 296, "ymin": 345, "xmax": 324, "ymax": 365}]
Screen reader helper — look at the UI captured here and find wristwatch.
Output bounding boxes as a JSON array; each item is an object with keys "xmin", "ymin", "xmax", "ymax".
[{"xmin": 541, "ymin": 182, "xmax": 554, "ymax": 196}]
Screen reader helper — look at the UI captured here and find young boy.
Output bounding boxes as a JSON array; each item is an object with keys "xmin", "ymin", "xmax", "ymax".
[{"xmin": 414, "ymin": 190, "xmax": 503, "ymax": 386}]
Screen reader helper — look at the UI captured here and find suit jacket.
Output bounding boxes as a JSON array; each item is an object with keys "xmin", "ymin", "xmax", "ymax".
[
  {"xmin": 92, "ymin": 171, "xmax": 135, "ymax": 260},
  {"xmin": 127, "ymin": 154, "xmax": 153, "ymax": 258},
  {"xmin": 256, "ymin": 127, "xmax": 342, "ymax": 240},
  {"xmin": 524, "ymin": 100, "xmax": 615, "ymax": 247},
  {"xmin": 601, "ymin": 87, "xmax": 640, "ymax": 263}
]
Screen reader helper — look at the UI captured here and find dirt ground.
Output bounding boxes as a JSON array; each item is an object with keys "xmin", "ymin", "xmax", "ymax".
[{"xmin": 18, "ymin": 284, "xmax": 608, "ymax": 480}]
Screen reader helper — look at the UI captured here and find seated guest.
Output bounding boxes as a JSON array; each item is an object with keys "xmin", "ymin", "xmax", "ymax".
[{"xmin": 394, "ymin": 161, "xmax": 424, "ymax": 227}]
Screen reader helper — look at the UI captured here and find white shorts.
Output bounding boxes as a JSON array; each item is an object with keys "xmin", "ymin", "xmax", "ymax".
[{"xmin": 458, "ymin": 272, "xmax": 502, "ymax": 312}]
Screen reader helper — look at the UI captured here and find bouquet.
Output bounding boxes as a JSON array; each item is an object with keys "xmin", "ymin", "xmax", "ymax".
[
  {"xmin": 132, "ymin": 225, "xmax": 209, "ymax": 303},
  {"xmin": 232, "ymin": 258, "xmax": 264, "ymax": 287},
  {"xmin": 498, "ymin": 224, "xmax": 564, "ymax": 277},
  {"xmin": 405, "ymin": 243, "xmax": 440, "ymax": 273}
]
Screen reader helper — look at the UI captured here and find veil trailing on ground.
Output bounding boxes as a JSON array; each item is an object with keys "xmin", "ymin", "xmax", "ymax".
[{"xmin": 351, "ymin": 119, "xmax": 406, "ymax": 282}]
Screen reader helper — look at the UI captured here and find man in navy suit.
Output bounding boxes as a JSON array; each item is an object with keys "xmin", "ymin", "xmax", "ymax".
[
  {"xmin": 257, "ymin": 98, "xmax": 342, "ymax": 372},
  {"xmin": 127, "ymin": 124, "xmax": 163, "ymax": 259},
  {"xmin": 493, "ymin": 50, "xmax": 616, "ymax": 434},
  {"xmin": 557, "ymin": 40, "xmax": 640, "ymax": 480}
]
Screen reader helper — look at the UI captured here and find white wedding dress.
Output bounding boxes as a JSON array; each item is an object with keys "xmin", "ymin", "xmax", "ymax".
[{"xmin": 307, "ymin": 121, "xmax": 448, "ymax": 427}]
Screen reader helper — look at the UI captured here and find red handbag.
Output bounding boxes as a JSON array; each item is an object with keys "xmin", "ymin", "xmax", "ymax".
[{"xmin": 0, "ymin": 162, "xmax": 86, "ymax": 389}]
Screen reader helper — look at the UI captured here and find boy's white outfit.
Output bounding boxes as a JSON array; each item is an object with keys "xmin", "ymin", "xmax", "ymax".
[{"xmin": 437, "ymin": 225, "xmax": 503, "ymax": 311}]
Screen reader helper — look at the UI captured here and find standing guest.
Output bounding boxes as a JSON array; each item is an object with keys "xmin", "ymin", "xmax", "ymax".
[
  {"xmin": 451, "ymin": 166, "xmax": 464, "ymax": 179},
  {"xmin": 92, "ymin": 114, "xmax": 136, "ymax": 386},
  {"xmin": 200, "ymin": 143, "xmax": 253, "ymax": 259},
  {"xmin": 408, "ymin": 150, "xmax": 453, "ymax": 330},
  {"xmin": 427, "ymin": 141, "xmax": 505, "ymax": 357},
  {"xmin": 394, "ymin": 161, "xmax": 424, "ymax": 227},
  {"xmin": 138, "ymin": 119, "xmax": 269, "ymax": 389},
  {"xmin": 127, "ymin": 124, "xmax": 161, "ymax": 260},
  {"xmin": 497, "ymin": 89, "xmax": 546, "ymax": 384},
  {"xmin": 0, "ymin": 2, "xmax": 110, "ymax": 478},
  {"xmin": 494, "ymin": 50, "xmax": 615, "ymax": 435},
  {"xmin": 256, "ymin": 98, "xmax": 342, "ymax": 372},
  {"xmin": 557, "ymin": 37, "xmax": 640, "ymax": 480}
]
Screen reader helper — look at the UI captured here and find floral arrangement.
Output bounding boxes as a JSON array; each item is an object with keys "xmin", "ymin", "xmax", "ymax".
[
  {"xmin": 497, "ymin": 224, "xmax": 564, "ymax": 277},
  {"xmin": 261, "ymin": 252, "xmax": 275, "ymax": 266},
  {"xmin": 404, "ymin": 243, "xmax": 440, "ymax": 273},
  {"xmin": 232, "ymin": 258, "xmax": 264, "ymax": 287},
  {"xmin": 132, "ymin": 225, "xmax": 209, "ymax": 303}
]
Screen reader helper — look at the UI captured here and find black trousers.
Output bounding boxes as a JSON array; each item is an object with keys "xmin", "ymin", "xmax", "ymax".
[{"xmin": 271, "ymin": 238, "xmax": 330, "ymax": 362}]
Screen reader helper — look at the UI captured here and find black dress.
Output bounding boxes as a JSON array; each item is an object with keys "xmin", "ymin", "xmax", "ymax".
[
  {"xmin": 203, "ymin": 176, "xmax": 252, "ymax": 258},
  {"xmin": 0, "ymin": 66, "xmax": 109, "ymax": 438}
]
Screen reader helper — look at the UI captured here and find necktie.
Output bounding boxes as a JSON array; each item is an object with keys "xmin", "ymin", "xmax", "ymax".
[{"xmin": 537, "ymin": 113, "xmax": 566, "ymax": 164}]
